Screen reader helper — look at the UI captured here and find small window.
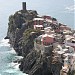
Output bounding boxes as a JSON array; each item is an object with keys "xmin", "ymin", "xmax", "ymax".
[
  {"xmin": 68, "ymin": 61, "xmax": 70, "ymax": 64},
  {"xmin": 45, "ymin": 42, "xmax": 46, "ymax": 45},
  {"xmin": 47, "ymin": 43, "xmax": 49, "ymax": 45},
  {"xmin": 36, "ymin": 27, "xmax": 37, "ymax": 30},
  {"xmin": 72, "ymin": 41, "xmax": 75, "ymax": 43},
  {"xmin": 41, "ymin": 27, "xmax": 43, "ymax": 30},
  {"xmin": 43, "ymin": 38, "xmax": 46, "ymax": 40},
  {"xmin": 36, "ymin": 20, "xmax": 40, "ymax": 25},
  {"xmin": 43, "ymin": 42, "xmax": 47, "ymax": 45},
  {"xmin": 40, "ymin": 27, "xmax": 41, "ymax": 30}
]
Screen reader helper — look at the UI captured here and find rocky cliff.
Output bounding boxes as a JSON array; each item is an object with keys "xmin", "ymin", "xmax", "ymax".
[
  {"xmin": 6, "ymin": 9, "xmax": 62, "ymax": 75},
  {"xmin": 7, "ymin": 10, "xmax": 38, "ymax": 56}
]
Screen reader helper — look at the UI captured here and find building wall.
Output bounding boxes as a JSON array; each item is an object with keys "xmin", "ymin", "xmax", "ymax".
[
  {"xmin": 71, "ymin": 56, "xmax": 75, "ymax": 71},
  {"xmin": 33, "ymin": 20, "xmax": 43, "ymax": 25},
  {"xmin": 65, "ymin": 41, "xmax": 75, "ymax": 50},
  {"xmin": 43, "ymin": 16, "xmax": 52, "ymax": 19},
  {"xmin": 34, "ymin": 25, "xmax": 43, "ymax": 30},
  {"xmin": 34, "ymin": 41, "xmax": 53, "ymax": 55},
  {"xmin": 42, "ymin": 37, "xmax": 54, "ymax": 45}
]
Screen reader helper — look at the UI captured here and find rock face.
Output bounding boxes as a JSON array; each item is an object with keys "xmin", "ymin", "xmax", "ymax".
[
  {"xmin": 7, "ymin": 9, "xmax": 62, "ymax": 75},
  {"xmin": 7, "ymin": 10, "xmax": 38, "ymax": 55}
]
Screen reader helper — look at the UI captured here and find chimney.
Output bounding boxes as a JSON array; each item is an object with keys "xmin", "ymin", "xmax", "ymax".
[{"xmin": 22, "ymin": 2, "xmax": 26, "ymax": 10}]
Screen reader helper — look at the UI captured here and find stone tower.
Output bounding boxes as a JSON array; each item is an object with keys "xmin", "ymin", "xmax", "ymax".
[{"xmin": 22, "ymin": 2, "xmax": 26, "ymax": 10}]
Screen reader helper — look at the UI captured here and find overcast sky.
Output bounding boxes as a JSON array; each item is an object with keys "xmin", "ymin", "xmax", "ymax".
[{"xmin": 0, "ymin": 0, "xmax": 74, "ymax": 15}]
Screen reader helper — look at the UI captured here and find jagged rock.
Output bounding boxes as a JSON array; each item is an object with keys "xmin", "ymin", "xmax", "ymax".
[{"xmin": 4, "ymin": 36, "xmax": 9, "ymax": 39}]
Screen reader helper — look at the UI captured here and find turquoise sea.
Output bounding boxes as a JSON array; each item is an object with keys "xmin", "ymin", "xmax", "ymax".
[
  {"xmin": 0, "ymin": 0, "xmax": 74, "ymax": 75},
  {"xmin": 0, "ymin": 39, "xmax": 28, "ymax": 75}
]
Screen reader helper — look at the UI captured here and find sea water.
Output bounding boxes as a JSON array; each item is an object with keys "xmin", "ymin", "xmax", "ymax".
[{"xmin": 0, "ymin": 39, "xmax": 28, "ymax": 75}]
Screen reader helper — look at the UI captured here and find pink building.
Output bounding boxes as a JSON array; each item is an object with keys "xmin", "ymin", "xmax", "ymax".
[
  {"xmin": 60, "ymin": 25, "xmax": 71, "ymax": 31},
  {"xmin": 34, "ymin": 34, "xmax": 55, "ymax": 54},
  {"xmin": 42, "ymin": 15, "xmax": 52, "ymax": 23},
  {"xmin": 41, "ymin": 34, "xmax": 55, "ymax": 45},
  {"xmin": 33, "ymin": 18, "xmax": 44, "ymax": 30}
]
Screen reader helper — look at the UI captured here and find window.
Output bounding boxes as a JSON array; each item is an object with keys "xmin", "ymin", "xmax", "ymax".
[
  {"xmin": 41, "ymin": 27, "xmax": 43, "ymax": 30},
  {"xmin": 36, "ymin": 27, "xmax": 39, "ymax": 30},
  {"xmin": 36, "ymin": 20, "xmax": 40, "ymax": 25},
  {"xmin": 39, "ymin": 27, "xmax": 41, "ymax": 30},
  {"xmin": 40, "ymin": 20, "xmax": 43, "ymax": 25},
  {"xmin": 43, "ymin": 42, "xmax": 47, "ymax": 45},
  {"xmin": 43, "ymin": 37, "xmax": 46, "ymax": 40},
  {"xmin": 72, "ymin": 41, "xmax": 75, "ymax": 43},
  {"xmin": 47, "ymin": 43, "xmax": 50, "ymax": 45},
  {"xmin": 68, "ymin": 61, "xmax": 70, "ymax": 64},
  {"xmin": 36, "ymin": 27, "xmax": 37, "ymax": 30}
]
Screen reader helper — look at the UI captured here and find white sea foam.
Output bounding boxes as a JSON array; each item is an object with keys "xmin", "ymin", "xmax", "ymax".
[
  {"xmin": 14, "ymin": 56, "xmax": 23, "ymax": 60},
  {"xmin": 13, "ymin": 63, "xmax": 20, "ymax": 70},
  {"xmin": 9, "ymin": 48, "xmax": 17, "ymax": 54},
  {"xmin": 5, "ymin": 62, "xmax": 20, "ymax": 73},
  {"xmin": 4, "ymin": 69, "xmax": 17, "ymax": 73},
  {"xmin": 8, "ymin": 62, "xmax": 18, "ymax": 67},
  {"xmin": 7, "ymin": 62, "xmax": 28, "ymax": 75},
  {"xmin": 8, "ymin": 62, "xmax": 20, "ymax": 70},
  {"xmin": 0, "ymin": 38, "xmax": 10, "ymax": 47}
]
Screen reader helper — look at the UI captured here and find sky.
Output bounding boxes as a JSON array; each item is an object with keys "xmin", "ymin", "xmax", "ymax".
[
  {"xmin": 0, "ymin": 0, "xmax": 74, "ymax": 38},
  {"xmin": 0, "ymin": 0, "xmax": 74, "ymax": 14}
]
